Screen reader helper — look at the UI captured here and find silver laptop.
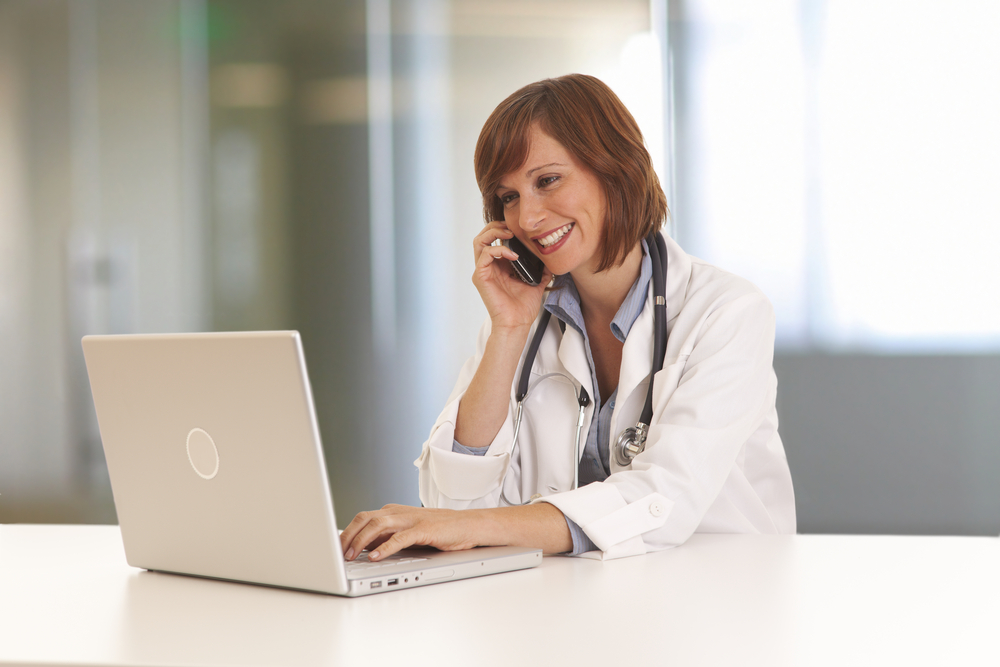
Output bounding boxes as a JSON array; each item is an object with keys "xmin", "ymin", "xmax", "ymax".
[{"xmin": 82, "ymin": 331, "xmax": 541, "ymax": 596}]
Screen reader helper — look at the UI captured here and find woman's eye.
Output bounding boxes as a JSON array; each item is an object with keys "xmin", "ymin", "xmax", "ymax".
[
  {"xmin": 500, "ymin": 193, "xmax": 518, "ymax": 206},
  {"xmin": 538, "ymin": 175, "xmax": 558, "ymax": 187}
]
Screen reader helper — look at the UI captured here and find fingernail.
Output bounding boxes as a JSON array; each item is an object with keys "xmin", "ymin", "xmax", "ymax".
[
  {"xmin": 371, "ymin": 550, "xmax": 380, "ymax": 560},
  {"xmin": 510, "ymin": 252, "xmax": 519, "ymax": 259},
  {"xmin": 345, "ymin": 548, "xmax": 354, "ymax": 560}
]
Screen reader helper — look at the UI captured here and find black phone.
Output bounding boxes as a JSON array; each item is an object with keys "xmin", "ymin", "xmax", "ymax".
[{"xmin": 503, "ymin": 236, "xmax": 545, "ymax": 286}]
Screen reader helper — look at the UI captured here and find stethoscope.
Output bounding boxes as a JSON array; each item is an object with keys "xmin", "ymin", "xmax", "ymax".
[{"xmin": 499, "ymin": 230, "xmax": 669, "ymax": 506}]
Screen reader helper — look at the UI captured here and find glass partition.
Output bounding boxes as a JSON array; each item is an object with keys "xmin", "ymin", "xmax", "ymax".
[{"xmin": 0, "ymin": 0, "xmax": 661, "ymax": 523}]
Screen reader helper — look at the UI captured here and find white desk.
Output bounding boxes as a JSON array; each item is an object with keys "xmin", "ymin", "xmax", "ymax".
[{"xmin": 1, "ymin": 525, "xmax": 997, "ymax": 666}]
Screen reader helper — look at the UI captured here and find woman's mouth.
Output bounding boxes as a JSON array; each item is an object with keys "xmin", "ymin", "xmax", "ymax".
[{"xmin": 533, "ymin": 223, "xmax": 574, "ymax": 254}]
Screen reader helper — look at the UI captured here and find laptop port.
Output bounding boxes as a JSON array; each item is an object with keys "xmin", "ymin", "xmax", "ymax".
[
  {"xmin": 370, "ymin": 581, "xmax": 382, "ymax": 589},
  {"xmin": 388, "ymin": 578, "xmax": 399, "ymax": 586}
]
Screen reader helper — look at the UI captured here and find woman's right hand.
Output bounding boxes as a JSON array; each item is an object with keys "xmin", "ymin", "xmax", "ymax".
[
  {"xmin": 472, "ymin": 221, "xmax": 552, "ymax": 333},
  {"xmin": 454, "ymin": 221, "xmax": 553, "ymax": 448}
]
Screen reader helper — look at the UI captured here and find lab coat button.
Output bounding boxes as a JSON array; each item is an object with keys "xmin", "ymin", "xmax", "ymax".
[{"xmin": 649, "ymin": 501, "xmax": 665, "ymax": 517}]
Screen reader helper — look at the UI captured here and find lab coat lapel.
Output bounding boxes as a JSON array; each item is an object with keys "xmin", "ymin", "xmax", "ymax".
[
  {"xmin": 610, "ymin": 231, "xmax": 691, "ymax": 438},
  {"xmin": 661, "ymin": 232, "xmax": 692, "ymax": 319},
  {"xmin": 611, "ymin": 284, "xmax": 654, "ymax": 438}
]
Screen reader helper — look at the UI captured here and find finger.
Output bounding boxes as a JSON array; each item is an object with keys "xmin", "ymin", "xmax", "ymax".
[
  {"xmin": 365, "ymin": 534, "xmax": 391, "ymax": 551},
  {"xmin": 475, "ymin": 243, "xmax": 518, "ymax": 270},
  {"xmin": 347, "ymin": 514, "xmax": 404, "ymax": 560},
  {"xmin": 473, "ymin": 233, "xmax": 513, "ymax": 261},
  {"xmin": 341, "ymin": 506, "xmax": 416, "ymax": 558},
  {"xmin": 473, "ymin": 224, "xmax": 513, "ymax": 253},
  {"xmin": 369, "ymin": 529, "xmax": 420, "ymax": 561},
  {"xmin": 340, "ymin": 510, "xmax": 377, "ymax": 557}
]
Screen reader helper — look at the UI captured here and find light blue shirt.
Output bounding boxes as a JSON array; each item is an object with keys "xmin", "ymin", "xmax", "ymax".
[{"xmin": 454, "ymin": 240, "xmax": 652, "ymax": 555}]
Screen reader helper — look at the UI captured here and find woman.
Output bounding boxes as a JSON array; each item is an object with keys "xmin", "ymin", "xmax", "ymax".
[{"xmin": 341, "ymin": 74, "xmax": 795, "ymax": 562}]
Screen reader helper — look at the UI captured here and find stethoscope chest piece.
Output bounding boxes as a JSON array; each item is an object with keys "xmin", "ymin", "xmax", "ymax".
[{"xmin": 613, "ymin": 422, "xmax": 648, "ymax": 467}]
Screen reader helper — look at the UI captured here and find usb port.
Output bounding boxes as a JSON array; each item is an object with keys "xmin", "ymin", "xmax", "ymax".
[
  {"xmin": 387, "ymin": 578, "xmax": 399, "ymax": 586},
  {"xmin": 370, "ymin": 581, "xmax": 382, "ymax": 589}
]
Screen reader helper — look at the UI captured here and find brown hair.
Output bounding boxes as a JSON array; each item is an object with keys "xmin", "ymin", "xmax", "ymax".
[{"xmin": 474, "ymin": 74, "xmax": 667, "ymax": 272}]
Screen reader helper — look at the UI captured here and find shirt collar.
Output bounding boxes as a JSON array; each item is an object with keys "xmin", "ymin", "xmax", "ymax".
[{"xmin": 543, "ymin": 238, "xmax": 652, "ymax": 344}]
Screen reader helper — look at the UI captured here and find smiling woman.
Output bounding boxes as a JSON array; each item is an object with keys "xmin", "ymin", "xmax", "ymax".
[
  {"xmin": 339, "ymin": 74, "xmax": 796, "ymax": 562},
  {"xmin": 490, "ymin": 130, "xmax": 609, "ymax": 279},
  {"xmin": 478, "ymin": 74, "xmax": 664, "ymax": 275}
]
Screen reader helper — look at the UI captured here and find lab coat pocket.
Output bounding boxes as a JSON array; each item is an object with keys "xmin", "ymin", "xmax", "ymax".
[{"xmin": 427, "ymin": 446, "xmax": 510, "ymax": 501}]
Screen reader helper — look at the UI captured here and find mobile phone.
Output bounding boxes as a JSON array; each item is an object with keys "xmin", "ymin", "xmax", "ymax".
[{"xmin": 502, "ymin": 236, "xmax": 545, "ymax": 286}]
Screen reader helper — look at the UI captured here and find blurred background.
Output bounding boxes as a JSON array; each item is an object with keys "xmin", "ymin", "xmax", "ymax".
[{"xmin": 1, "ymin": 0, "xmax": 998, "ymax": 535}]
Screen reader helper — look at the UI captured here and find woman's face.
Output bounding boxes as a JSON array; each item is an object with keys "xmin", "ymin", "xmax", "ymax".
[{"xmin": 494, "ymin": 125, "xmax": 607, "ymax": 277}]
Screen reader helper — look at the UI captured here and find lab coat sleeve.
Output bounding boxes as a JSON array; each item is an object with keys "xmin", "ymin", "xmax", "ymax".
[
  {"xmin": 413, "ymin": 318, "xmax": 519, "ymax": 509},
  {"xmin": 538, "ymin": 288, "xmax": 784, "ymax": 560}
]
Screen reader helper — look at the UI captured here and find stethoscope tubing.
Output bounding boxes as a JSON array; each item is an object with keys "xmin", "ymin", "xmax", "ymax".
[
  {"xmin": 499, "ymin": 230, "xmax": 668, "ymax": 506},
  {"xmin": 642, "ymin": 230, "xmax": 669, "ymax": 427},
  {"xmin": 500, "ymin": 368, "xmax": 589, "ymax": 507}
]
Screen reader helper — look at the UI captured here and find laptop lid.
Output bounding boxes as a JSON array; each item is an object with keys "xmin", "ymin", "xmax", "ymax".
[
  {"xmin": 82, "ymin": 331, "xmax": 540, "ymax": 597},
  {"xmin": 83, "ymin": 331, "xmax": 350, "ymax": 594}
]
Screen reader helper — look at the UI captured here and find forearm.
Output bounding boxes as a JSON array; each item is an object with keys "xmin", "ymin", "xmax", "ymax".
[
  {"xmin": 453, "ymin": 326, "xmax": 530, "ymax": 448},
  {"xmin": 341, "ymin": 502, "xmax": 573, "ymax": 560},
  {"xmin": 476, "ymin": 502, "xmax": 573, "ymax": 555}
]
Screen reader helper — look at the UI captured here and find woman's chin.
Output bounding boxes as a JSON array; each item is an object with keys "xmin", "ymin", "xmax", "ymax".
[
  {"xmin": 536, "ymin": 246, "xmax": 579, "ymax": 276},
  {"xmin": 543, "ymin": 254, "xmax": 590, "ymax": 278}
]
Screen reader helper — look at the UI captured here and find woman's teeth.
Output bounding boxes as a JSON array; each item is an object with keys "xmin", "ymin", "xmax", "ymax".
[{"xmin": 537, "ymin": 223, "xmax": 573, "ymax": 248}]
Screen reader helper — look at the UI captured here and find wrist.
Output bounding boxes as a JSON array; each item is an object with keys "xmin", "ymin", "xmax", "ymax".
[
  {"xmin": 490, "ymin": 321, "xmax": 532, "ymax": 338},
  {"xmin": 480, "ymin": 503, "xmax": 572, "ymax": 555},
  {"xmin": 487, "ymin": 324, "xmax": 532, "ymax": 352}
]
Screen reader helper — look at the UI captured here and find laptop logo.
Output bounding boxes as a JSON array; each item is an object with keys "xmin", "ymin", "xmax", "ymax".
[{"xmin": 186, "ymin": 428, "xmax": 220, "ymax": 480}]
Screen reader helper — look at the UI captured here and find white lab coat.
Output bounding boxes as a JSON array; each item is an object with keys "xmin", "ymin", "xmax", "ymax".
[{"xmin": 414, "ymin": 232, "xmax": 796, "ymax": 559}]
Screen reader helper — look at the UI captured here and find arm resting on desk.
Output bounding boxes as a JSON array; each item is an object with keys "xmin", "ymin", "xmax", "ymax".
[{"xmin": 339, "ymin": 502, "xmax": 572, "ymax": 561}]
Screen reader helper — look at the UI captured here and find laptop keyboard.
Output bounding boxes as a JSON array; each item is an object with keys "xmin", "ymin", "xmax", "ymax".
[{"xmin": 345, "ymin": 552, "xmax": 429, "ymax": 573}]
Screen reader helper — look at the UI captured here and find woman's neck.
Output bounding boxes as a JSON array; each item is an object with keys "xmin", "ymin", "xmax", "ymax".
[{"xmin": 571, "ymin": 243, "xmax": 644, "ymax": 323}]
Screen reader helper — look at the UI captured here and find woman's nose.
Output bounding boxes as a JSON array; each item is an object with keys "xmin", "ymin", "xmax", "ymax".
[{"xmin": 519, "ymin": 194, "xmax": 545, "ymax": 231}]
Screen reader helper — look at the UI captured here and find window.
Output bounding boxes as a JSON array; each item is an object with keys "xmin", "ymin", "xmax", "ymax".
[{"xmin": 672, "ymin": 0, "xmax": 1000, "ymax": 352}]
